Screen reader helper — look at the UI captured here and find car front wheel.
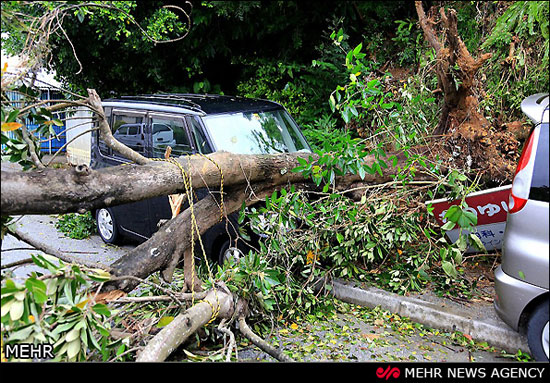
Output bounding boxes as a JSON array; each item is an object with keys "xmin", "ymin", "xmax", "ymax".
[
  {"xmin": 527, "ymin": 300, "xmax": 549, "ymax": 362},
  {"xmin": 218, "ymin": 239, "xmax": 244, "ymax": 265},
  {"xmin": 96, "ymin": 208, "xmax": 120, "ymax": 244}
]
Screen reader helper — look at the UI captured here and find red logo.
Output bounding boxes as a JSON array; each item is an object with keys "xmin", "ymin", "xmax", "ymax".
[{"xmin": 376, "ymin": 366, "xmax": 401, "ymax": 380}]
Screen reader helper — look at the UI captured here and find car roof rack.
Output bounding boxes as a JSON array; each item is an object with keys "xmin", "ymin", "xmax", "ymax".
[
  {"xmin": 118, "ymin": 94, "xmax": 204, "ymax": 113},
  {"xmin": 106, "ymin": 93, "xmax": 282, "ymax": 115}
]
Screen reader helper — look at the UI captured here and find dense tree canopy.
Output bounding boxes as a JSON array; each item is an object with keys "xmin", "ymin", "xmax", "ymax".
[{"xmin": 2, "ymin": 1, "xmax": 418, "ymax": 123}]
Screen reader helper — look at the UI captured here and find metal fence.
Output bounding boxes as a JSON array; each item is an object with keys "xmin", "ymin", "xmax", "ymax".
[{"xmin": 2, "ymin": 89, "xmax": 67, "ymax": 154}]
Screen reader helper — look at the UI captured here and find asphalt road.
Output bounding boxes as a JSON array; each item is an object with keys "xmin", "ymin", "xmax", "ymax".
[{"xmin": 1, "ymin": 214, "xmax": 131, "ymax": 283}]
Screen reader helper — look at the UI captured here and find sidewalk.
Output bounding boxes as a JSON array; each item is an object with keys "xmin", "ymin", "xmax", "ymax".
[
  {"xmin": 320, "ymin": 279, "xmax": 529, "ymax": 354},
  {"xmin": 1, "ymin": 153, "xmax": 68, "ymax": 172}
]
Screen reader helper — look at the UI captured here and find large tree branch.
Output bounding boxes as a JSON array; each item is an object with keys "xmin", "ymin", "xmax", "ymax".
[
  {"xmin": 86, "ymin": 89, "xmax": 150, "ymax": 165},
  {"xmin": 415, "ymin": 1, "xmax": 441, "ymax": 53},
  {"xmin": 1, "ymin": 149, "xmax": 421, "ymax": 216},
  {"xmin": 6, "ymin": 226, "xmax": 110, "ymax": 270},
  {"xmin": 106, "ymin": 183, "xmax": 274, "ymax": 292},
  {"xmin": 136, "ymin": 286, "xmax": 235, "ymax": 362}
]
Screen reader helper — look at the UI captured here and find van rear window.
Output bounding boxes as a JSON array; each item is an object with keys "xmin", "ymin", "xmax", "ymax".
[{"xmin": 530, "ymin": 123, "xmax": 549, "ymax": 202}]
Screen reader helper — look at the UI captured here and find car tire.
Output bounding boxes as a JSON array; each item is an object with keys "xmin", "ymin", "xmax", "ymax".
[
  {"xmin": 527, "ymin": 300, "xmax": 549, "ymax": 362},
  {"xmin": 218, "ymin": 239, "xmax": 245, "ymax": 266},
  {"xmin": 96, "ymin": 208, "xmax": 120, "ymax": 244}
]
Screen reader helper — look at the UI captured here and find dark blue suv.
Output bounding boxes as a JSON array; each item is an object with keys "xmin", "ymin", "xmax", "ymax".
[{"xmin": 90, "ymin": 94, "xmax": 311, "ymax": 264}]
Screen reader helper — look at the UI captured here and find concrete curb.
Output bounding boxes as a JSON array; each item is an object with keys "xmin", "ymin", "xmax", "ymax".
[{"xmin": 323, "ymin": 279, "xmax": 529, "ymax": 354}]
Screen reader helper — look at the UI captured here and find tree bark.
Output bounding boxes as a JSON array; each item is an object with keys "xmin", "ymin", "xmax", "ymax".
[
  {"xmin": 415, "ymin": 1, "xmax": 492, "ymax": 137},
  {"xmin": 1, "ymin": 149, "xmax": 415, "ymax": 216},
  {"xmin": 136, "ymin": 287, "xmax": 235, "ymax": 362},
  {"xmin": 106, "ymin": 183, "xmax": 273, "ymax": 292}
]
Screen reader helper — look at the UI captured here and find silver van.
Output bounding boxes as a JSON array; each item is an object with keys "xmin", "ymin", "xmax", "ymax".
[{"xmin": 494, "ymin": 93, "xmax": 549, "ymax": 361}]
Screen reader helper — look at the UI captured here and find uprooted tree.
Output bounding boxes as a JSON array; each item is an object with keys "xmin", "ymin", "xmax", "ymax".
[
  {"xmin": 1, "ymin": 86, "xmax": 447, "ymax": 361},
  {"xmin": 414, "ymin": 1, "xmax": 523, "ymax": 181}
]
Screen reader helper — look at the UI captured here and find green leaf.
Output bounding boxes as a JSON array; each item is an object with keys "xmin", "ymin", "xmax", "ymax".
[
  {"xmin": 25, "ymin": 278, "xmax": 48, "ymax": 304},
  {"xmin": 87, "ymin": 269, "xmax": 111, "ymax": 282},
  {"xmin": 92, "ymin": 303, "xmax": 111, "ymax": 317},
  {"xmin": 65, "ymin": 328, "xmax": 80, "ymax": 342},
  {"xmin": 456, "ymin": 235, "xmax": 468, "ymax": 252},
  {"xmin": 52, "ymin": 320, "xmax": 80, "ymax": 336},
  {"xmin": 444, "ymin": 205, "xmax": 462, "ymax": 223},
  {"xmin": 469, "ymin": 233, "xmax": 486, "ymax": 252},
  {"xmin": 157, "ymin": 316, "xmax": 174, "ymax": 328},
  {"xmin": 441, "ymin": 221, "xmax": 456, "ymax": 231},
  {"xmin": 442, "ymin": 261, "xmax": 457, "ymax": 278},
  {"xmin": 116, "ymin": 344, "xmax": 126, "ymax": 356},
  {"xmin": 358, "ymin": 166, "xmax": 366, "ymax": 180},
  {"xmin": 7, "ymin": 325, "xmax": 34, "ymax": 341},
  {"xmin": 461, "ymin": 210, "xmax": 478, "ymax": 227},
  {"xmin": 76, "ymin": 8, "xmax": 86, "ymax": 23},
  {"xmin": 6, "ymin": 109, "xmax": 19, "ymax": 123},
  {"xmin": 67, "ymin": 338, "xmax": 81, "ymax": 359},
  {"xmin": 329, "ymin": 95, "xmax": 336, "ymax": 112},
  {"xmin": 10, "ymin": 300, "xmax": 24, "ymax": 321},
  {"xmin": 1, "ymin": 298, "xmax": 15, "ymax": 316},
  {"xmin": 87, "ymin": 327, "xmax": 101, "ymax": 351},
  {"xmin": 349, "ymin": 104, "xmax": 358, "ymax": 117},
  {"xmin": 63, "ymin": 281, "xmax": 74, "ymax": 304}
]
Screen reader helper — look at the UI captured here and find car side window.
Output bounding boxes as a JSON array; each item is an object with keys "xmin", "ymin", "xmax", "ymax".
[
  {"xmin": 100, "ymin": 111, "xmax": 145, "ymax": 158},
  {"xmin": 530, "ymin": 124, "xmax": 549, "ymax": 202},
  {"xmin": 150, "ymin": 116, "xmax": 193, "ymax": 158},
  {"xmin": 188, "ymin": 116, "xmax": 213, "ymax": 154}
]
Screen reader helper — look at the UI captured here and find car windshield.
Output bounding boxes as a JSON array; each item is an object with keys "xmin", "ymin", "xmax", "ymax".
[{"xmin": 202, "ymin": 109, "xmax": 310, "ymax": 154}]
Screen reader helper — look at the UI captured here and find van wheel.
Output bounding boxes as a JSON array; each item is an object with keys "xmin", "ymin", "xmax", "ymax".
[
  {"xmin": 218, "ymin": 239, "xmax": 244, "ymax": 265},
  {"xmin": 527, "ymin": 300, "xmax": 549, "ymax": 361},
  {"xmin": 96, "ymin": 208, "xmax": 120, "ymax": 244}
]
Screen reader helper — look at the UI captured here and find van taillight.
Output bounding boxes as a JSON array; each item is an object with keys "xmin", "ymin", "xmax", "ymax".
[{"xmin": 509, "ymin": 128, "xmax": 538, "ymax": 213}]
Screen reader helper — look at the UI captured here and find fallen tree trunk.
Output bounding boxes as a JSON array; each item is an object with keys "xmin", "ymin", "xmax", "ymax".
[
  {"xmin": 136, "ymin": 287, "xmax": 234, "ymax": 362},
  {"xmin": 2, "ymin": 147, "xmax": 432, "ymax": 293},
  {"xmin": 1, "ymin": 148, "xmax": 419, "ymax": 216},
  {"xmin": 1, "ymin": 152, "xmax": 309, "ymax": 215},
  {"xmin": 107, "ymin": 184, "xmax": 271, "ymax": 292}
]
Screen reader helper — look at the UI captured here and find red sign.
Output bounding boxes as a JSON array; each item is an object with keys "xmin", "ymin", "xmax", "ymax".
[
  {"xmin": 429, "ymin": 185, "xmax": 512, "ymax": 227},
  {"xmin": 427, "ymin": 185, "xmax": 512, "ymax": 253}
]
